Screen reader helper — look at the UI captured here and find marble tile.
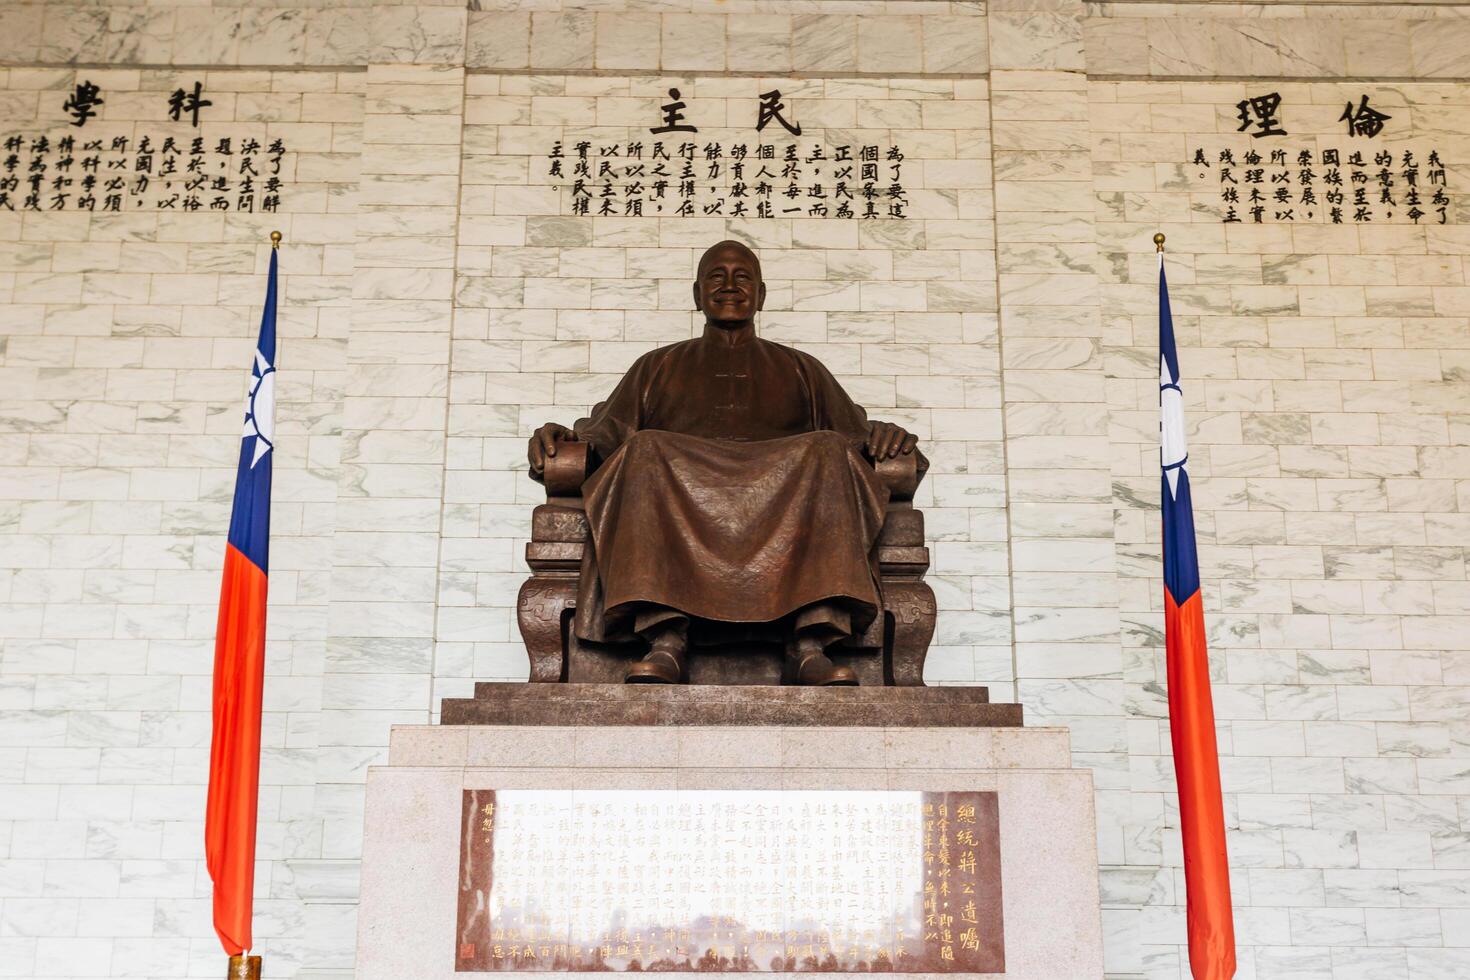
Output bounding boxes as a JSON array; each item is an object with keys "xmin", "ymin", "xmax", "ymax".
[
  {"xmin": 37, "ymin": 7, "xmax": 109, "ymax": 65},
  {"xmin": 105, "ymin": 8, "xmax": 174, "ymax": 67},
  {"xmin": 987, "ymin": 13, "xmax": 1085, "ymax": 72},
  {"xmin": 1410, "ymin": 20, "xmax": 1470, "ymax": 78},
  {"xmin": 792, "ymin": 15, "xmax": 856, "ymax": 73},
  {"xmin": 370, "ymin": 7, "xmax": 466, "ymax": 65},
  {"xmin": 856, "ymin": 16, "xmax": 922, "ymax": 75},
  {"xmin": 661, "ymin": 13, "xmax": 723, "ymax": 72},
  {"xmin": 728, "ymin": 14, "xmax": 791, "ymax": 74},
  {"xmin": 594, "ymin": 12, "xmax": 659, "ymax": 71},
  {"xmin": 1406, "ymin": 949, "xmax": 1470, "ymax": 980},
  {"xmin": 1145, "ymin": 19, "xmax": 1216, "ymax": 77},
  {"xmin": 1082, "ymin": 18, "xmax": 1147, "ymax": 77},
  {"xmin": 923, "ymin": 15, "xmax": 988, "ymax": 75},
  {"xmin": 0, "ymin": 6, "xmax": 43, "ymax": 64},
  {"xmin": 237, "ymin": 9, "xmax": 308, "ymax": 66},
  {"xmin": 1346, "ymin": 21, "xmax": 1413, "ymax": 77},
  {"xmin": 1275, "ymin": 20, "xmax": 1347, "ymax": 78},
  {"xmin": 305, "ymin": 9, "xmax": 370, "ymax": 67},
  {"xmin": 466, "ymin": 12, "xmax": 529, "ymax": 70},
  {"xmin": 529, "ymin": 11, "xmax": 594, "ymax": 71}
]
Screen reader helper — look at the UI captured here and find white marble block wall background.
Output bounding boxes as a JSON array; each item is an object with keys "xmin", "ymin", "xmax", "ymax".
[
  {"xmin": 0, "ymin": 59, "xmax": 361, "ymax": 978},
  {"xmin": 1, "ymin": 0, "xmax": 1469, "ymax": 978},
  {"xmin": 1094, "ymin": 75, "xmax": 1470, "ymax": 980}
]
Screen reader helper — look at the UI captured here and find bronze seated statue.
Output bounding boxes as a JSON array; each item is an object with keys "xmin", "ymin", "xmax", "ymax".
[{"xmin": 519, "ymin": 241, "xmax": 936, "ymax": 687}]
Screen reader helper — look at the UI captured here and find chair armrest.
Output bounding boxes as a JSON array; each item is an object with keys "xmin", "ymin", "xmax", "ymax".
[
  {"xmin": 542, "ymin": 441, "xmax": 590, "ymax": 496},
  {"xmin": 874, "ymin": 452, "xmax": 921, "ymax": 502}
]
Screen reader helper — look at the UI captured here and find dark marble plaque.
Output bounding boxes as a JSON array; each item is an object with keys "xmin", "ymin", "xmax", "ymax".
[{"xmin": 455, "ymin": 790, "xmax": 1003, "ymax": 973}]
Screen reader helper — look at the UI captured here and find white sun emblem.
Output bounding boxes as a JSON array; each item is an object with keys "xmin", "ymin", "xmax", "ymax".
[
  {"xmin": 242, "ymin": 348, "xmax": 275, "ymax": 468},
  {"xmin": 1160, "ymin": 355, "xmax": 1187, "ymax": 501}
]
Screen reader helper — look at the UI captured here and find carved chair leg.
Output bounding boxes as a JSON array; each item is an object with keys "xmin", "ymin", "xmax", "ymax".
[
  {"xmin": 517, "ymin": 577, "xmax": 575, "ymax": 683},
  {"xmin": 884, "ymin": 579, "xmax": 936, "ymax": 687}
]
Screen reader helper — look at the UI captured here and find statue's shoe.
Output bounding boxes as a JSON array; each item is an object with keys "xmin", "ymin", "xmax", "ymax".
[
  {"xmin": 794, "ymin": 652, "xmax": 859, "ymax": 686},
  {"xmin": 625, "ymin": 650, "xmax": 683, "ymax": 684}
]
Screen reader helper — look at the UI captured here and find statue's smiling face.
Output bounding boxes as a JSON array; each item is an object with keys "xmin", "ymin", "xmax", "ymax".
[{"xmin": 694, "ymin": 243, "xmax": 765, "ymax": 325}]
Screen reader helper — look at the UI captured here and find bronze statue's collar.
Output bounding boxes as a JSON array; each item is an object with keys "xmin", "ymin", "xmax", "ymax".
[{"xmin": 700, "ymin": 321, "xmax": 756, "ymax": 348}]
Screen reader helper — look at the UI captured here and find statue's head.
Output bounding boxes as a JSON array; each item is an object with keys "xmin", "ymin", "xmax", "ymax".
[{"xmin": 693, "ymin": 240, "xmax": 765, "ymax": 329}]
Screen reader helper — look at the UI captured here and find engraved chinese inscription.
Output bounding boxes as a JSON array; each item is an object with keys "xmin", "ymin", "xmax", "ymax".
[
  {"xmin": 455, "ymin": 790, "xmax": 1004, "ymax": 973},
  {"xmin": 547, "ymin": 141, "xmax": 909, "ymax": 220},
  {"xmin": 1192, "ymin": 146, "xmax": 1453, "ymax": 225},
  {"xmin": 0, "ymin": 133, "xmax": 287, "ymax": 213}
]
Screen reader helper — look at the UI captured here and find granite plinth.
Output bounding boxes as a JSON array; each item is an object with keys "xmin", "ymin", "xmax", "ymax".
[
  {"xmin": 358, "ymin": 722, "xmax": 1104, "ymax": 980},
  {"xmin": 439, "ymin": 682, "xmax": 1022, "ymax": 728}
]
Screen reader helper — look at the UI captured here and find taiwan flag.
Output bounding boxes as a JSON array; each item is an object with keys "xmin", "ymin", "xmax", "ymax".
[
  {"xmin": 1159, "ymin": 251, "xmax": 1236, "ymax": 979},
  {"xmin": 205, "ymin": 246, "xmax": 278, "ymax": 956}
]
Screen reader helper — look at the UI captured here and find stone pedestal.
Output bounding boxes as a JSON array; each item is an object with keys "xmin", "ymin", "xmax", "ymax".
[
  {"xmin": 356, "ymin": 688, "xmax": 1103, "ymax": 980},
  {"xmin": 441, "ymin": 682, "xmax": 1022, "ymax": 727}
]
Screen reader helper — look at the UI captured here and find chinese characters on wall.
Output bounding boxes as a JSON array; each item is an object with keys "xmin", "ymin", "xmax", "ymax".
[
  {"xmin": 0, "ymin": 134, "xmax": 286, "ymax": 213},
  {"xmin": 455, "ymin": 790, "xmax": 1004, "ymax": 974},
  {"xmin": 548, "ymin": 140, "xmax": 909, "ymax": 220},
  {"xmin": 2, "ymin": 77, "xmax": 288, "ymax": 214},
  {"xmin": 547, "ymin": 88, "xmax": 908, "ymax": 219},
  {"xmin": 1201, "ymin": 92, "xmax": 1454, "ymax": 224},
  {"xmin": 61, "ymin": 78, "xmax": 216, "ymax": 129},
  {"xmin": 1235, "ymin": 92, "xmax": 1394, "ymax": 140},
  {"xmin": 653, "ymin": 87, "xmax": 801, "ymax": 138},
  {"xmin": 1195, "ymin": 146, "xmax": 1451, "ymax": 225}
]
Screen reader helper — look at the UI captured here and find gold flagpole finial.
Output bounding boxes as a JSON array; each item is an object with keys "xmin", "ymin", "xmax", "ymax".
[
  {"xmin": 1153, "ymin": 232, "xmax": 1166, "ymax": 253},
  {"xmin": 270, "ymin": 231, "xmax": 282, "ymax": 250}
]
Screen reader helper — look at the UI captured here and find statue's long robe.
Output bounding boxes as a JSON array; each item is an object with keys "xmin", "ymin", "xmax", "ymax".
[{"xmin": 569, "ymin": 327, "xmax": 918, "ymax": 642}]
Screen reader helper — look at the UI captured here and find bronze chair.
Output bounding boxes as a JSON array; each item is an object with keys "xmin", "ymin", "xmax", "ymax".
[{"xmin": 517, "ymin": 441, "xmax": 936, "ymax": 686}]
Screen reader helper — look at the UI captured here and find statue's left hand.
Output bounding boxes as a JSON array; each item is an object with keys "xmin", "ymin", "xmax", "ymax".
[{"xmin": 866, "ymin": 421, "xmax": 918, "ymax": 460}]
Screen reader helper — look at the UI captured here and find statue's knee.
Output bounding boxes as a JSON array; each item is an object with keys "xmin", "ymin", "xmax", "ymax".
[
  {"xmin": 620, "ymin": 429, "xmax": 663, "ymax": 459},
  {"xmin": 808, "ymin": 429, "xmax": 854, "ymax": 457}
]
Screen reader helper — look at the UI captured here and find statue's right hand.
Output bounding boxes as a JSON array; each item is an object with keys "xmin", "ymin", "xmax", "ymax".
[{"xmin": 528, "ymin": 423, "xmax": 575, "ymax": 476}]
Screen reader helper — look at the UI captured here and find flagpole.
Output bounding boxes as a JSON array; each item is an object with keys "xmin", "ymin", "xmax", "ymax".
[
  {"xmin": 1156, "ymin": 231, "xmax": 1237, "ymax": 980},
  {"xmin": 208, "ymin": 229, "xmax": 280, "ymax": 980},
  {"xmin": 226, "ymin": 231, "xmax": 277, "ymax": 980}
]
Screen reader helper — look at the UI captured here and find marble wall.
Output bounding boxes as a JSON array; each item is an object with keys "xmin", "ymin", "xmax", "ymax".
[
  {"xmin": 0, "ymin": 58, "xmax": 359, "ymax": 977},
  {"xmin": 1094, "ymin": 75, "xmax": 1470, "ymax": 979},
  {"xmin": 0, "ymin": 0, "xmax": 1468, "ymax": 978}
]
